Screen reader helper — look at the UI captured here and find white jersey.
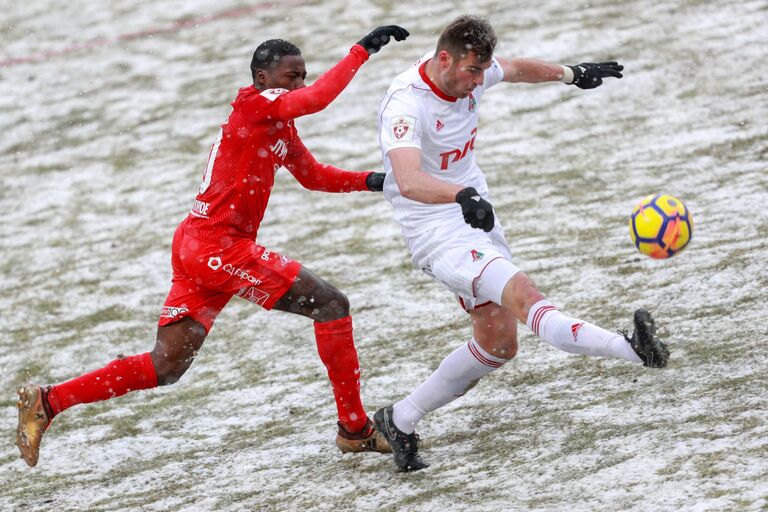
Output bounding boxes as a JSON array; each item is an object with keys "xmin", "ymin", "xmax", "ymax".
[{"xmin": 378, "ymin": 52, "xmax": 505, "ymax": 237}]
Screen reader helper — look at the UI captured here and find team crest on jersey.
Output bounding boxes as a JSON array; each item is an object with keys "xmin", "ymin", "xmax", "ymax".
[
  {"xmin": 468, "ymin": 93, "xmax": 476, "ymax": 112},
  {"xmin": 392, "ymin": 115, "xmax": 415, "ymax": 141},
  {"xmin": 470, "ymin": 249, "xmax": 484, "ymax": 262}
]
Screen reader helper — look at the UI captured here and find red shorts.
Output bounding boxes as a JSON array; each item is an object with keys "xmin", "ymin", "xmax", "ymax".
[{"xmin": 158, "ymin": 224, "xmax": 302, "ymax": 333}]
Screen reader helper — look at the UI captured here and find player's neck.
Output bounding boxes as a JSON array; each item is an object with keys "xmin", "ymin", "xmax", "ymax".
[{"xmin": 425, "ymin": 59, "xmax": 450, "ymax": 97}]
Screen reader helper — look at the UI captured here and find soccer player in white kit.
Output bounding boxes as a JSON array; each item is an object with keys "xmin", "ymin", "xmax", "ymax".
[{"xmin": 372, "ymin": 15, "xmax": 670, "ymax": 472}]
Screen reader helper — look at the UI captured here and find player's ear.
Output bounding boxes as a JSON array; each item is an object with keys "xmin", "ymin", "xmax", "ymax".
[
  {"xmin": 254, "ymin": 68, "xmax": 268, "ymax": 87},
  {"xmin": 437, "ymin": 50, "xmax": 453, "ymax": 69}
]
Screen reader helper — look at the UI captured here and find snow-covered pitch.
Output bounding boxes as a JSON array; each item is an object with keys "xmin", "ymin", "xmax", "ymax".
[{"xmin": 1, "ymin": 1, "xmax": 766, "ymax": 510}]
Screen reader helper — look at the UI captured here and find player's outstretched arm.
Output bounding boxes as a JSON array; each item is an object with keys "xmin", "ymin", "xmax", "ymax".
[
  {"xmin": 284, "ymin": 136, "xmax": 383, "ymax": 193},
  {"xmin": 498, "ymin": 57, "xmax": 567, "ymax": 83},
  {"xmin": 497, "ymin": 57, "xmax": 623, "ymax": 89},
  {"xmin": 277, "ymin": 26, "xmax": 409, "ymax": 120}
]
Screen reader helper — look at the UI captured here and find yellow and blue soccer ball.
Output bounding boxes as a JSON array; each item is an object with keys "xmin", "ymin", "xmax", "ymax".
[{"xmin": 629, "ymin": 194, "xmax": 693, "ymax": 259}]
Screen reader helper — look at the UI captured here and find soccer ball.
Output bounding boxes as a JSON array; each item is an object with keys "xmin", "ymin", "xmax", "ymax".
[{"xmin": 629, "ymin": 194, "xmax": 693, "ymax": 259}]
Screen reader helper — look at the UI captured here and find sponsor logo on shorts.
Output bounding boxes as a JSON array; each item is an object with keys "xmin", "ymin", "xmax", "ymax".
[
  {"xmin": 224, "ymin": 264, "xmax": 262, "ymax": 285},
  {"xmin": 161, "ymin": 306, "xmax": 189, "ymax": 319},
  {"xmin": 208, "ymin": 256, "xmax": 263, "ymax": 286},
  {"xmin": 471, "ymin": 249, "xmax": 484, "ymax": 262},
  {"xmin": 237, "ymin": 286, "xmax": 270, "ymax": 306}
]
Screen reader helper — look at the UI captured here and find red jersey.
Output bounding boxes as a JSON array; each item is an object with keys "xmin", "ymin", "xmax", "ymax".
[{"xmin": 183, "ymin": 45, "xmax": 371, "ymax": 247}]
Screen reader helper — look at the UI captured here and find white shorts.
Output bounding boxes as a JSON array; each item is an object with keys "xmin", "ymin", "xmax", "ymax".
[{"xmin": 405, "ymin": 218, "xmax": 519, "ymax": 311}]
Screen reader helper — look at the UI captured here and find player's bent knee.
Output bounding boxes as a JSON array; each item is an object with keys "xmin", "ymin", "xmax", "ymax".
[
  {"xmin": 492, "ymin": 335, "xmax": 519, "ymax": 360},
  {"xmin": 505, "ymin": 273, "xmax": 545, "ymax": 322},
  {"xmin": 316, "ymin": 288, "xmax": 350, "ymax": 322}
]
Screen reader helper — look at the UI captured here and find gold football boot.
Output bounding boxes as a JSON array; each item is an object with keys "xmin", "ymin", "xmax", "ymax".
[
  {"xmin": 335, "ymin": 417, "xmax": 392, "ymax": 454},
  {"xmin": 16, "ymin": 385, "xmax": 51, "ymax": 467}
]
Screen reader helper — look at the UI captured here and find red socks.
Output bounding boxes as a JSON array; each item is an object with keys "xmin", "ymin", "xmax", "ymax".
[
  {"xmin": 46, "ymin": 352, "xmax": 158, "ymax": 418},
  {"xmin": 42, "ymin": 325, "xmax": 366, "ymax": 434},
  {"xmin": 314, "ymin": 316, "xmax": 367, "ymax": 433}
]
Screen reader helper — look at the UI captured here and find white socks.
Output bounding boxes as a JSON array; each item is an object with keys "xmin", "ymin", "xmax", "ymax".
[
  {"xmin": 391, "ymin": 301, "xmax": 642, "ymax": 434},
  {"xmin": 527, "ymin": 300, "xmax": 642, "ymax": 363},
  {"xmin": 392, "ymin": 338, "xmax": 507, "ymax": 434}
]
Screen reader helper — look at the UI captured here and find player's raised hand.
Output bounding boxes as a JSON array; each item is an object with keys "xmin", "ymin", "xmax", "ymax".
[
  {"xmin": 357, "ymin": 25, "xmax": 409, "ymax": 55},
  {"xmin": 567, "ymin": 62, "xmax": 623, "ymax": 89},
  {"xmin": 456, "ymin": 187, "xmax": 495, "ymax": 232}
]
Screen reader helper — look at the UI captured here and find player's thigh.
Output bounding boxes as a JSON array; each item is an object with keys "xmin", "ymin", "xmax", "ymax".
[
  {"xmin": 469, "ymin": 303, "xmax": 519, "ymax": 360},
  {"xmin": 499, "ymin": 271, "xmax": 546, "ymax": 323}
]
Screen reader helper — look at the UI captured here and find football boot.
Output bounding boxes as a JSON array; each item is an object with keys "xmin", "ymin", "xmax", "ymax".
[
  {"xmin": 335, "ymin": 417, "xmax": 392, "ymax": 454},
  {"xmin": 16, "ymin": 385, "xmax": 51, "ymax": 467},
  {"xmin": 622, "ymin": 309, "xmax": 670, "ymax": 368},
  {"xmin": 373, "ymin": 406, "xmax": 429, "ymax": 472}
]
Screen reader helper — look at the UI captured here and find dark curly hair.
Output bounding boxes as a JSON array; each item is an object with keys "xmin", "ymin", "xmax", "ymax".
[
  {"xmin": 250, "ymin": 39, "xmax": 301, "ymax": 81},
  {"xmin": 436, "ymin": 15, "xmax": 497, "ymax": 62}
]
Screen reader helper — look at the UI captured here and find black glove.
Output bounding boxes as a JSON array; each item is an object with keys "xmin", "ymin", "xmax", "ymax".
[
  {"xmin": 357, "ymin": 25, "xmax": 409, "ymax": 55},
  {"xmin": 366, "ymin": 172, "xmax": 385, "ymax": 192},
  {"xmin": 567, "ymin": 62, "xmax": 623, "ymax": 89},
  {"xmin": 456, "ymin": 187, "xmax": 494, "ymax": 232}
]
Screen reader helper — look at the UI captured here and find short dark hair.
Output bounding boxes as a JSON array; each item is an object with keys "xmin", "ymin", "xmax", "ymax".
[
  {"xmin": 436, "ymin": 15, "xmax": 497, "ymax": 62},
  {"xmin": 250, "ymin": 39, "xmax": 301, "ymax": 80}
]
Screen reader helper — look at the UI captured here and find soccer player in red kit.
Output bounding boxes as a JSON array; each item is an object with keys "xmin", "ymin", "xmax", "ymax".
[{"xmin": 15, "ymin": 25, "xmax": 409, "ymax": 467}]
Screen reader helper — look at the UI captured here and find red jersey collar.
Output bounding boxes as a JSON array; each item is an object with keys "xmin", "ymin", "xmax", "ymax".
[{"xmin": 419, "ymin": 60, "xmax": 457, "ymax": 102}]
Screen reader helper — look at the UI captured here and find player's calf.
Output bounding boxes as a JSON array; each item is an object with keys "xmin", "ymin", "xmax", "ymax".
[{"xmin": 152, "ymin": 319, "xmax": 207, "ymax": 385}]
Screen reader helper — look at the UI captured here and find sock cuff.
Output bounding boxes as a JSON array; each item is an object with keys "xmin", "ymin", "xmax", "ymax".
[
  {"xmin": 314, "ymin": 315, "xmax": 353, "ymax": 335},
  {"xmin": 139, "ymin": 352, "xmax": 159, "ymax": 388},
  {"xmin": 45, "ymin": 385, "xmax": 62, "ymax": 418},
  {"xmin": 467, "ymin": 338, "xmax": 506, "ymax": 368},
  {"xmin": 527, "ymin": 300, "xmax": 558, "ymax": 336}
]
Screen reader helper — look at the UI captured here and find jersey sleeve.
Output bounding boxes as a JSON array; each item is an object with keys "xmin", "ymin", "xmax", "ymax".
[
  {"xmin": 379, "ymin": 90, "xmax": 424, "ymax": 155},
  {"xmin": 284, "ymin": 134, "xmax": 370, "ymax": 192},
  {"xmin": 483, "ymin": 57, "xmax": 505, "ymax": 91},
  {"xmin": 275, "ymin": 44, "xmax": 369, "ymax": 121}
]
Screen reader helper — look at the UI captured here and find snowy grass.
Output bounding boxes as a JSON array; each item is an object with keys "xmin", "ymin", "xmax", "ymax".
[{"xmin": 1, "ymin": 0, "xmax": 767, "ymax": 510}]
